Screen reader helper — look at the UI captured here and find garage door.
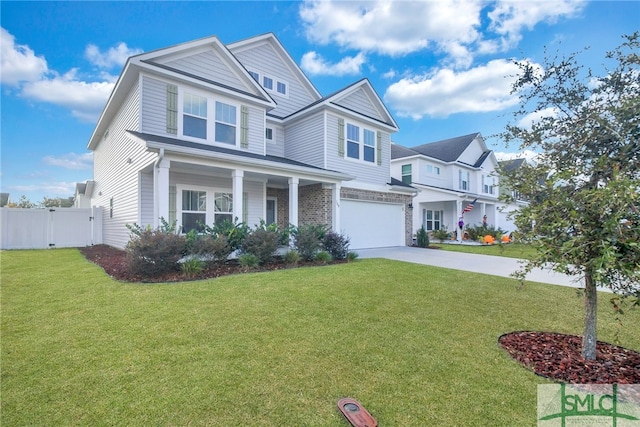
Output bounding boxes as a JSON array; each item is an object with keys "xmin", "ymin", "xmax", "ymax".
[{"xmin": 340, "ymin": 200, "xmax": 404, "ymax": 249}]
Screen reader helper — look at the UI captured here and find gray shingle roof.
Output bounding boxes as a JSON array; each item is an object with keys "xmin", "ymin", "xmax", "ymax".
[
  {"xmin": 409, "ymin": 132, "xmax": 481, "ymax": 162},
  {"xmin": 391, "ymin": 143, "xmax": 419, "ymax": 159},
  {"xmin": 498, "ymin": 158, "xmax": 526, "ymax": 172}
]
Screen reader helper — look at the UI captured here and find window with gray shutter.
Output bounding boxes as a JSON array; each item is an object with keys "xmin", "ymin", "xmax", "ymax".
[
  {"xmin": 338, "ymin": 118, "xmax": 345, "ymax": 157},
  {"xmin": 240, "ymin": 106, "xmax": 249, "ymax": 149}
]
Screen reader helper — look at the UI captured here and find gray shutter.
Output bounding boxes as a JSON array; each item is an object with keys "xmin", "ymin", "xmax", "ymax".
[
  {"xmin": 338, "ymin": 118, "xmax": 345, "ymax": 157},
  {"xmin": 169, "ymin": 185, "xmax": 177, "ymax": 226},
  {"xmin": 166, "ymin": 84, "xmax": 178, "ymax": 135},
  {"xmin": 242, "ymin": 192, "xmax": 248, "ymax": 223},
  {"xmin": 241, "ymin": 106, "xmax": 249, "ymax": 149},
  {"xmin": 376, "ymin": 131, "xmax": 382, "ymax": 166}
]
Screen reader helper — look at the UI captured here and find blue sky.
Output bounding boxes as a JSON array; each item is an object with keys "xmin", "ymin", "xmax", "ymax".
[{"xmin": 1, "ymin": 1, "xmax": 638, "ymax": 203}]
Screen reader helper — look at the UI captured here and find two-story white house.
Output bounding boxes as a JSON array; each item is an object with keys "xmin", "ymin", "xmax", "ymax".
[
  {"xmin": 391, "ymin": 132, "xmax": 517, "ymax": 239},
  {"xmin": 84, "ymin": 33, "xmax": 415, "ymax": 250}
]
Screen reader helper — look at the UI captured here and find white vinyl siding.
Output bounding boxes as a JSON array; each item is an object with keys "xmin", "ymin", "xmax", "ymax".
[
  {"xmin": 333, "ymin": 87, "xmax": 384, "ymax": 122},
  {"xmin": 265, "ymin": 124, "xmax": 285, "ymax": 157},
  {"xmin": 164, "ymin": 49, "xmax": 245, "ymax": 91},
  {"xmin": 140, "ymin": 75, "xmax": 168, "ymax": 135},
  {"xmin": 231, "ymin": 42, "xmax": 317, "ymax": 117},
  {"xmin": 326, "ymin": 114, "xmax": 390, "ymax": 186},
  {"xmin": 284, "ymin": 112, "xmax": 325, "ymax": 168},
  {"xmin": 92, "ymin": 80, "xmax": 156, "ymax": 249}
]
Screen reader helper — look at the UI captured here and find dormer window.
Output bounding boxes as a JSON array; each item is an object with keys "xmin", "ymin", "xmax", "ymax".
[
  {"xmin": 263, "ymin": 76, "xmax": 273, "ymax": 90},
  {"xmin": 277, "ymin": 81, "xmax": 287, "ymax": 95}
]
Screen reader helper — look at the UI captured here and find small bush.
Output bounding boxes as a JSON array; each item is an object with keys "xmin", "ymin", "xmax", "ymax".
[
  {"xmin": 466, "ymin": 224, "xmax": 506, "ymax": 241},
  {"xmin": 293, "ymin": 224, "xmax": 328, "ymax": 261},
  {"xmin": 322, "ymin": 231, "xmax": 350, "ymax": 260},
  {"xmin": 181, "ymin": 256, "xmax": 205, "ymax": 277},
  {"xmin": 204, "ymin": 218, "xmax": 250, "ymax": 252},
  {"xmin": 315, "ymin": 250, "xmax": 332, "ymax": 264},
  {"xmin": 431, "ymin": 227, "xmax": 450, "ymax": 243},
  {"xmin": 416, "ymin": 226, "xmax": 430, "ymax": 248},
  {"xmin": 125, "ymin": 228, "xmax": 185, "ymax": 277},
  {"xmin": 240, "ymin": 228, "xmax": 279, "ymax": 264},
  {"xmin": 238, "ymin": 253, "xmax": 259, "ymax": 268},
  {"xmin": 347, "ymin": 251, "xmax": 359, "ymax": 262},
  {"xmin": 283, "ymin": 250, "xmax": 300, "ymax": 266}
]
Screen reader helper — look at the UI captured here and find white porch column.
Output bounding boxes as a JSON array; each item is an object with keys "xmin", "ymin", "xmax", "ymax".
[
  {"xmin": 288, "ymin": 177, "xmax": 299, "ymax": 228},
  {"xmin": 155, "ymin": 158, "xmax": 170, "ymax": 228},
  {"xmin": 332, "ymin": 183, "xmax": 341, "ymax": 233},
  {"xmin": 455, "ymin": 199, "xmax": 463, "ymax": 242},
  {"xmin": 232, "ymin": 169, "xmax": 244, "ymax": 223}
]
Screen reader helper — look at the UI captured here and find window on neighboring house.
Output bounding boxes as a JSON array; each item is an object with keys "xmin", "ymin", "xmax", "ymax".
[
  {"xmin": 214, "ymin": 192, "xmax": 233, "ymax": 226},
  {"xmin": 483, "ymin": 175, "xmax": 495, "ymax": 195},
  {"xmin": 402, "ymin": 164, "xmax": 412, "ymax": 184},
  {"xmin": 426, "ymin": 165, "xmax": 440, "ymax": 175},
  {"xmin": 423, "ymin": 209, "xmax": 443, "ymax": 231},
  {"xmin": 182, "ymin": 190, "xmax": 206, "ymax": 233},
  {"xmin": 249, "ymin": 71, "xmax": 259, "ymax": 82},
  {"xmin": 183, "ymin": 93, "xmax": 207, "ymax": 139},
  {"xmin": 459, "ymin": 170, "xmax": 470, "ymax": 191},
  {"xmin": 363, "ymin": 129, "xmax": 375, "ymax": 163},
  {"xmin": 276, "ymin": 81, "xmax": 287, "ymax": 95},
  {"xmin": 263, "ymin": 76, "xmax": 273, "ymax": 90},
  {"xmin": 347, "ymin": 123, "xmax": 360, "ymax": 159},
  {"xmin": 215, "ymin": 101, "xmax": 236, "ymax": 145}
]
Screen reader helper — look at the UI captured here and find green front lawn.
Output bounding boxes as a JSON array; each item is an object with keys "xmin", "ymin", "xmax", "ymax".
[
  {"xmin": 436, "ymin": 242, "xmax": 538, "ymax": 259},
  {"xmin": 2, "ymin": 249, "xmax": 638, "ymax": 426}
]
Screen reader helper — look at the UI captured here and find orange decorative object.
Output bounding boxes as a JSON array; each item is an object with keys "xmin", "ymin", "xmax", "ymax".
[
  {"xmin": 483, "ymin": 235, "xmax": 495, "ymax": 244},
  {"xmin": 501, "ymin": 234, "xmax": 510, "ymax": 243}
]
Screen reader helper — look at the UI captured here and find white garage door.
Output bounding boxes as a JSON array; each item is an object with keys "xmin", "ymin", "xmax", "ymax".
[{"xmin": 340, "ymin": 200, "xmax": 404, "ymax": 249}]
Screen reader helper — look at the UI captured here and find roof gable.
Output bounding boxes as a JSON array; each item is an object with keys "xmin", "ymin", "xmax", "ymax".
[{"xmin": 392, "ymin": 132, "xmax": 496, "ymax": 168}]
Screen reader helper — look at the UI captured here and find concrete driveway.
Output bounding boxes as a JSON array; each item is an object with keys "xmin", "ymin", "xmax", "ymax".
[{"xmin": 357, "ymin": 246, "xmax": 609, "ymax": 291}]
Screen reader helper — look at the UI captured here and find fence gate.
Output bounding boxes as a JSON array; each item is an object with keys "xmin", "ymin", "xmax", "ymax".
[{"xmin": 0, "ymin": 207, "xmax": 103, "ymax": 250}]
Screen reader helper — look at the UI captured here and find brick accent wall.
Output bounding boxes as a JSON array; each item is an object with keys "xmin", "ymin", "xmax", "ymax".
[
  {"xmin": 299, "ymin": 183, "xmax": 333, "ymax": 226},
  {"xmin": 266, "ymin": 188, "xmax": 288, "ymax": 230},
  {"xmin": 341, "ymin": 187, "xmax": 414, "ymax": 246}
]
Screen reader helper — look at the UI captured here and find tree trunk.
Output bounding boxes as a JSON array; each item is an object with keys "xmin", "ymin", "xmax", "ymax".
[{"xmin": 582, "ymin": 270, "xmax": 598, "ymax": 360}]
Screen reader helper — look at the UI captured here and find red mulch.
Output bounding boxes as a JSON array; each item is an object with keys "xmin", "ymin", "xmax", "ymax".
[
  {"xmin": 79, "ymin": 244, "xmax": 344, "ymax": 283},
  {"xmin": 499, "ymin": 331, "xmax": 640, "ymax": 384}
]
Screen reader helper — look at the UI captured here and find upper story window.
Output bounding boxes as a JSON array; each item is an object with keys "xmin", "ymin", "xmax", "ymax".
[
  {"xmin": 459, "ymin": 170, "xmax": 470, "ymax": 191},
  {"xmin": 426, "ymin": 164, "xmax": 440, "ymax": 175},
  {"xmin": 249, "ymin": 71, "xmax": 259, "ymax": 82},
  {"xmin": 276, "ymin": 81, "xmax": 287, "ymax": 95},
  {"xmin": 214, "ymin": 101, "xmax": 236, "ymax": 145},
  {"xmin": 183, "ymin": 93, "xmax": 207, "ymax": 139},
  {"xmin": 346, "ymin": 123, "xmax": 376, "ymax": 163},
  {"xmin": 263, "ymin": 76, "xmax": 273, "ymax": 90},
  {"xmin": 483, "ymin": 175, "xmax": 496, "ymax": 195},
  {"xmin": 402, "ymin": 164, "xmax": 412, "ymax": 184},
  {"xmin": 179, "ymin": 90, "xmax": 239, "ymax": 146},
  {"xmin": 265, "ymin": 127, "xmax": 274, "ymax": 142}
]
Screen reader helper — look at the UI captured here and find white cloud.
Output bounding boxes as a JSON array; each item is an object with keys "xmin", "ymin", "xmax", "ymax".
[
  {"xmin": 488, "ymin": 0, "xmax": 586, "ymax": 50},
  {"xmin": 21, "ymin": 69, "xmax": 113, "ymax": 122},
  {"xmin": 42, "ymin": 152, "xmax": 93, "ymax": 170},
  {"xmin": 517, "ymin": 107, "xmax": 558, "ymax": 129},
  {"xmin": 384, "ymin": 59, "xmax": 529, "ymax": 119},
  {"xmin": 85, "ymin": 42, "xmax": 143, "ymax": 69},
  {"xmin": 300, "ymin": 0, "xmax": 482, "ymax": 62},
  {"xmin": 8, "ymin": 181, "xmax": 78, "ymax": 197},
  {"xmin": 0, "ymin": 27, "xmax": 48, "ymax": 86},
  {"xmin": 494, "ymin": 150, "xmax": 539, "ymax": 162},
  {"xmin": 301, "ymin": 51, "xmax": 366, "ymax": 76}
]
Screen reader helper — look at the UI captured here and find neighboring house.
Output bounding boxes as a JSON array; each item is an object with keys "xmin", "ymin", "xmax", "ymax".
[
  {"xmin": 83, "ymin": 33, "xmax": 415, "ymax": 250},
  {"xmin": 496, "ymin": 157, "xmax": 530, "ymax": 230},
  {"xmin": 74, "ymin": 181, "xmax": 95, "ymax": 208},
  {"xmin": 391, "ymin": 132, "xmax": 519, "ymax": 239}
]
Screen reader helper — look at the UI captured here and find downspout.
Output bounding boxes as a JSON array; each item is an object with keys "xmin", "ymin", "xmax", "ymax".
[{"xmin": 153, "ymin": 148, "xmax": 165, "ymax": 228}]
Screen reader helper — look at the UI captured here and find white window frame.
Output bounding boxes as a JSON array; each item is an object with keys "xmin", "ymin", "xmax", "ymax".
[
  {"xmin": 423, "ymin": 209, "xmax": 444, "ymax": 231},
  {"xmin": 426, "ymin": 164, "xmax": 441, "ymax": 175},
  {"xmin": 482, "ymin": 175, "xmax": 495, "ymax": 195},
  {"xmin": 402, "ymin": 164, "xmax": 412, "ymax": 184},
  {"xmin": 345, "ymin": 121, "xmax": 376, "ymax": 164},
  {"xmin": 177, "ymin": 88, "xmax": 240, "ymax": 148},
  {"xmin": 459, "ymin": 170, "xmax": 470, "ymax": 191},
  {"xmin": 265, "ymin": 127, "xmax": 274, "ymax": 143},
  {"xmin": 176, "ymin": 185, "xmax": 234, "ymax": 233}
]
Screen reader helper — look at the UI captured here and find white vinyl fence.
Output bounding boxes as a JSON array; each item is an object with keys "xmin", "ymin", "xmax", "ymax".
[{"xmin": 0, "ymin": 207, "xmax": 103, "ymax": 250}]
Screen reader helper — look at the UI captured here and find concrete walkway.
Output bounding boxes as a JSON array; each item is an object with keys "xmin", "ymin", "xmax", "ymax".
[{"xmin": 357, "ymin": 246, "xmax": 610, "ymax": 292}]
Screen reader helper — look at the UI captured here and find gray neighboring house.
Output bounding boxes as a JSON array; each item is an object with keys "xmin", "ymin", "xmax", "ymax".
[{"xmin": 81, "ymin": 33, "xmax": 416, "ymax": 249}]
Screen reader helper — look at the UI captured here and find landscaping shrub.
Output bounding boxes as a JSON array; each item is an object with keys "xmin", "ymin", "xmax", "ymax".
[
  {"xmin": 466, "ymin": 224, "xmax": 506, "ymax": 241},
  {"xmin": 347, "ymin": 251, "xmax": 359, "ymax": 262},
  {"xmin": 293, "ymin": 224, "xmax": 328, "ymax": 261},
  {"xmin": 416, "ymin": 226, "xmax": 430, "ymax": 248},
  {"xmin": 204, "ymin": 218, "xmax": 249, "ymax": 252},
  {"xmin": 322, "ymin": 231, "xmax": 350, "ymax": 260},
  {"xmin": 181, "ymin": 256, "xmax": 205, "ymax": 277},
  {"xmin": 238, "ymin": 253, "xmax": 259, "ymax": 268},
  {"xmin": 315, "ymin": 250, "xmax": 332, "ymax": 264},
  {"xmin": 240, "ymin": 228, "xmax": 279, "ymax": 264},
  {"xmin": 431, "ymin": 227, "xmax": 450, "ymax": 242},
  {"xmin": 125, "ymin": 227, "xmax": 185, "ymax": 277},
  {"xmin": 283, "ymin": 250, "xmax": 300, "ymax": 266}
]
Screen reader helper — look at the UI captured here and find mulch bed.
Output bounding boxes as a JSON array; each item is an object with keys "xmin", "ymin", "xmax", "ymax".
[
  {"xmin": 80, "ymin": 245, "xmax": 640, "ymax": 384},
  {"xmin": 499, "ymin": 331, "xmax": 640, "ymax": 384},
  {"xmin": 79, "ymin": 244, "xmax": 345, "ymax": 283}
]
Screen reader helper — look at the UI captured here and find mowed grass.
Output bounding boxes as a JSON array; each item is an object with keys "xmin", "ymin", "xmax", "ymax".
[
  {"xmin": 2, "ymin": 249, "xmax": 638, "ymax": 426},
  {"xmin": 436, "ymin": 242, "xmax": 538, "ymax": 259}
]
